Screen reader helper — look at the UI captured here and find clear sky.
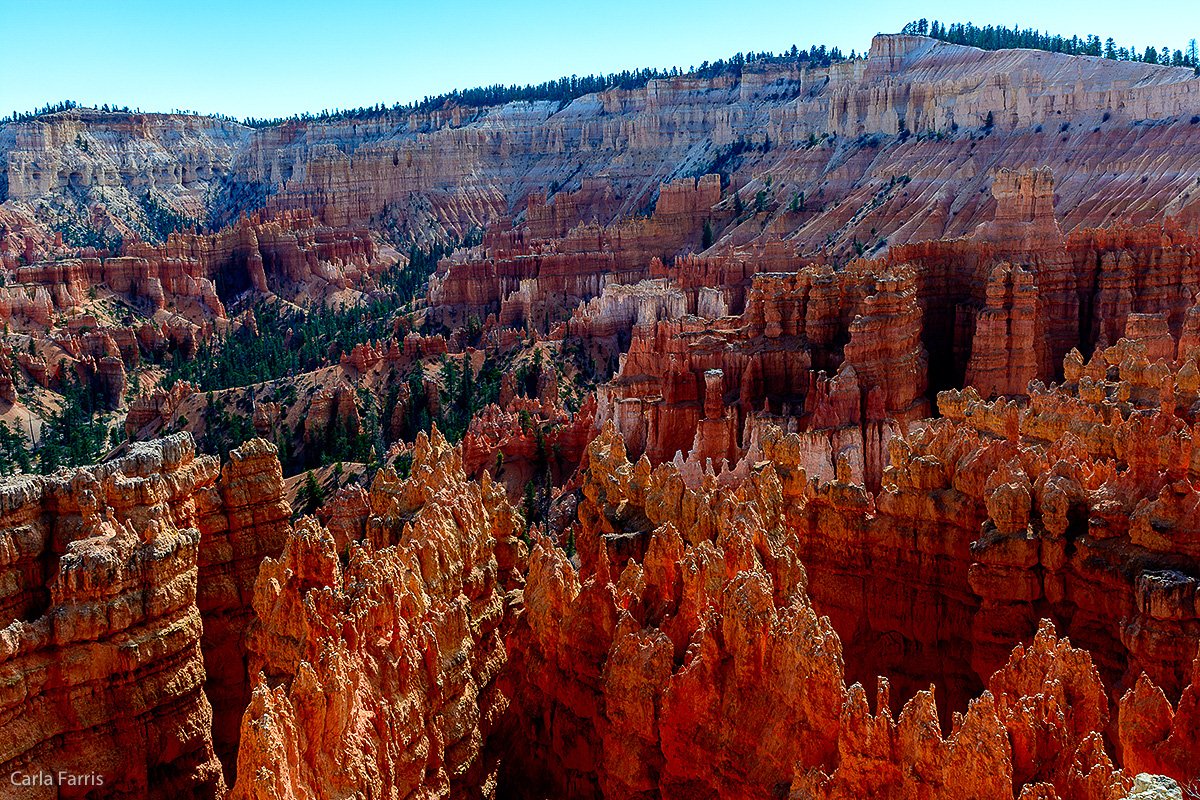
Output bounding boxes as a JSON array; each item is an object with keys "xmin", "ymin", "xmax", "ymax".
[{"xmin": 2, "ymin": 0, "xmax": 1196, "ymax": 121}]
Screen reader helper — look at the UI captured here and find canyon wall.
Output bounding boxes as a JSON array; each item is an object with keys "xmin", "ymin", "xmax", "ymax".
[
  {"xmin": 0, "ymin": 434, "xmax": 296, "ymax": 795},
  {"xmin": 0, "ymin": 209, "xmax": 379, "ymax": 331},
  {"xmin": 428, "ymin": 175, "xmax": 722, "ymax": 330},
  {"xmin": 0, "ymin": 435, "xmax": 226, "ymax": 798},
  {"xmin": 194, "ymin": 438, "xmax": 293, "ymax": 782},
  {"xmin": 3, "ymin": 28, "xmax": 1200, "ymax": 800},
  {"xmin": 5, "ymin": 33, "xmax": 1200, "ymax": 268},
  {"xmin": 889, "ymin": 167, "xmax": 1200, "ymax": 394}
]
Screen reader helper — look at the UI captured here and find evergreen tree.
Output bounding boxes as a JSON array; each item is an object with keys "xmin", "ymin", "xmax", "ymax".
[
  {"xmin": 301, "ymin": 471, "xmax": 325, "ymax": 514},
  {"xmin": 0, "ymin": 421, "xmax": 31, "ymax": 475},
  {"xmin": 910, "ymin": 19, "xmax": 1193, "ymax": 67},
  {"xmin": 36, "ymin": 372, "xmax": 107, "ymax": 472},
  {"xmin": 522, "ymin": 481, "xmax": 536, "ymax": 527},
  {"xmin": 701, "ymin": 220, "xmax": 713, "ymax": 250}
]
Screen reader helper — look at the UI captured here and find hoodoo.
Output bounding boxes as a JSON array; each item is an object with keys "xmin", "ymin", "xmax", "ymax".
[{"xmin": 3, "ymin": 18, "xmax": 1200, "ymax": 799}]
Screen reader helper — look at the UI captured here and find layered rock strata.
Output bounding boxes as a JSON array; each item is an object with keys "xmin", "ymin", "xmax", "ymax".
[
  {"xmin": 586, "ymin": 167, "xmax": 1200, "ymax": 495},
  {"xmin": 0, "ymin": 434, "xmax": 226, "ymax": 798},
  {"xmin": 428, "ymin": 175, "xmax": 722, "ymax": 331},
  {"xmin": 9, "ymin": 33, "xmax": 1199, "ymax": 283},
  {"xmin": 890, "ymin": 168, "xmax": 1200, "ymax": 395},
  {"xmin": 595, "ymin": 261, "xmax": 928, "ymax": 495},
  {"xmin": 194, "ymin": 438, "xmax": 292, "ymax": 781},
  {"xmin": 1, "ymin": 210, "xmax": 379, "ymax": 333}
]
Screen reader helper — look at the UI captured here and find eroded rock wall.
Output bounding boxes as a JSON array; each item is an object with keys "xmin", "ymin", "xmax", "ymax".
[
  {"xmin": 0, "ymin": 434, "xmax": 226, "ymax": 798},
  {"xmin": 495, "ymin": 425, "xmax": 1143, "ymax": 800},
  {"xmin": 229, "ymin": 428, "xmax": 527, "ymax": 800},
  {"xmin": 194, "ymin": 438, "xmax": 292, "ymax": 782},
  {"xmin": 7, "ymin": 33, "xmax": 1200, "ymax": 269}
]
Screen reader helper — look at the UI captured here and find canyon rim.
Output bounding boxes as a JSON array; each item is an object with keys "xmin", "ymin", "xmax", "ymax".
[{"xmin": 2, "ymin": 14, "xmax": 1200, "ymax": 800}]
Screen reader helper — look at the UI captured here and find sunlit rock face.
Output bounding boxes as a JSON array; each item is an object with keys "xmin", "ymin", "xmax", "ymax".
[
  {"xmin": 4, "ymin": 29, "xmax": 1200, "ymax": 800},
  {"xmin": 0, "ymin": 434, "xmax": 226, "ymax": 799},
  {"xmin": 229, "ymin": 428, "xmax": 527, "ymax": 800}
]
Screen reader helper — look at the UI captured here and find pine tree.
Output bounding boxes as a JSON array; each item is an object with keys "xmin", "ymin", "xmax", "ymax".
[
  {"xmin": 302, "ymin": 471, "xmax": 325, "ymax": 514},
  {"xmin": 522, "ymin": 481, "xmax": 537, "ymax": 527},
  {"xmin": 701, "ymin": 220, "xmax": 713, "ymax": 250}
]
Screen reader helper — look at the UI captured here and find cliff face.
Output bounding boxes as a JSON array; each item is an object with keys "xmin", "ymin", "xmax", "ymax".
[
  {"xmin": 843, "ymin": 34, "xmax": 1200, "ymax": 135},
  {"xmin": 0, "ymin": 434, "xmax": 298, "ymax": 795},
  {"xmin": 194, "ymin": 438, "xmax": 293, "ymax": 782},
  {"xmin": 1, "ymin": 114, "xmax": 246, "ymax": 208},
  {"xmin": 427, "ymin": 175, "xmax": 725, "ymax": 332},
  {"xmin": 589, "ymin": 256, "xmax": 927, "ymax": 499},
  {"xmin": 890, "ymin": 168, "xmax": 1200, "ymax": 395},
  {"xmin": 0, "ymin": 434, "xmax": 226, "ymax": 799},
  {"xmin": 242, "ymin": 36, "xmax": 1200, "ymax": 245},
  {"xmin": 573, "ymin": 165, "xmax": 1199, "ymax": 468},
  {"xmin": 5, "ymin": 34, "xmax": 1200, "ymax": 261},
  {"xmin": 1, "ymin": 209, "xmax": 379, "ymax": 329}
]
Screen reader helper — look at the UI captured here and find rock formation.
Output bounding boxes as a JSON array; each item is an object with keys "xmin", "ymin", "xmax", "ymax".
[
  {"xmin": 595, "ymin": 260, "xmax": 926, "ymax": 495},
  {"xmin": 7, "ymin": 394, "xmax": 1197, "ymax": 799},
  {"xmin": 0, "ymin": 435, "xmax": 226, "ymax": 798},
  {"xmin": 229, "ymin": 427, "xmax": 526, "ymax": 799},
  {"xmin": 0, "ymin": 210, "xmax": 380, "ymax": 333},
  {"xmin": 194, "ymin": 438, "xmax": 293, "ymax": 781},
  {"xmin": 5, "ymin": 27, "xmax": 1200, "ymax": 800},
  {"xmin": 8, "ymin": 32, "xmax": 1200, "ymax": 290},
  {"xmin": 460, "ymin": 394, "xmax": 595, "ymax": 501},
  {"xmin": 886, "ymin": 167, "xmax": 1200, "ymax": 396},
  {"xmin": 428, "ymin": 175, "xmax": 722, "ymax": 332},
  {"xmin": 493, "ymin": 425, "xmax": 1146, "ymax": 799}
]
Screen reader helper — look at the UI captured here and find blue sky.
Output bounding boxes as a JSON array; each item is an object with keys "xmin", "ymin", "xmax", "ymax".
[{"xmin": 2, "ymin": 0, "xmax": 1195, "ymax": 120}]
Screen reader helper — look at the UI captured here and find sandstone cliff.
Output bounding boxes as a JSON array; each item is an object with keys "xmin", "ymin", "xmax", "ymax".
[
  {"xmin": 6, "ymin": 33, "xmax": 1200, "ymax": 265},
  {"xmin": 194, "ymin": 438, "xmax": 293, "ymax": 782},
  {"xmin": 594, "ymin": 259, "xmax": 926, "ymax": 495},
  {"xmin": 0, "ymin": 434, "xmax": 226, "ymax": 798}
]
